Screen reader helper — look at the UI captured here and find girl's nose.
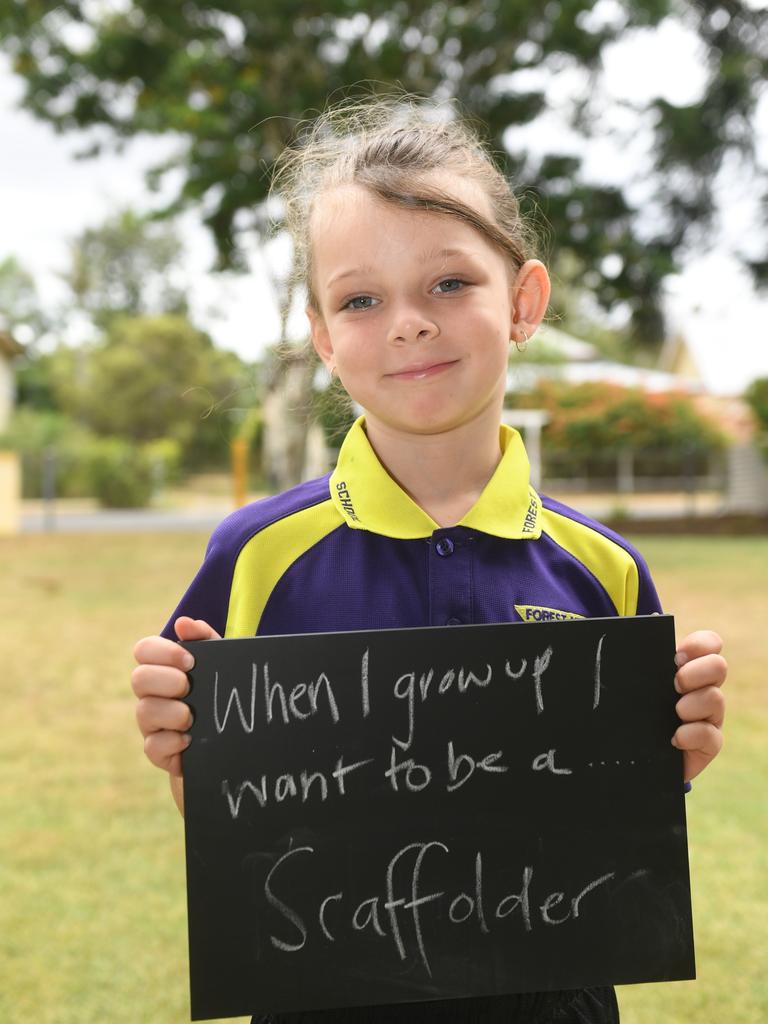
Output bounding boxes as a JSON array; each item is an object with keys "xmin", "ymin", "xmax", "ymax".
[{"xmin": 387, "ymin": 310, "xmax": 440, "ymax": 345}]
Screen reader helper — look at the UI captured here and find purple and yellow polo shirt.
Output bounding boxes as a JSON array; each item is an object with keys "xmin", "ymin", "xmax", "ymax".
[{"xmin": 162, "ymin": 417, "xmax": 661, "ymax": 640}]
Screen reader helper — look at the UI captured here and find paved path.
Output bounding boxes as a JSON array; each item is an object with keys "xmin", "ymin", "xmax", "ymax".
[
  {"xmin": 20, "ymin": 490, "xmax": 725, "ymax": 533},
  {"xmin": 21, "ymin": 506, "xmax": 230, "ymax": 533}
]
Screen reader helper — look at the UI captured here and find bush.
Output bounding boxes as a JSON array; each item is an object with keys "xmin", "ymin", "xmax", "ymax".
[
  {"xmin": 0, "ymin": 408, "xmax": 95, "ymax": 498},
  {"xmin": 0, "ymin": 409, "xmax": 184, "ymax": 506},
  {"xmin": 507, "ymin": 381, "xmax": 725, "ymax": 462},
  {"xmin": 143, "ymin": 437, "xmax": 183, "ymax": 490},
  {"xmin": 86, "ymin": 437, "xmax": 155, "ymax": 508}
]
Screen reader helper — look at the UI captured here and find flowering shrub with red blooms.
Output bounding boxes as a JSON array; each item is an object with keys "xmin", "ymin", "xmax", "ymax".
[{"xmin": 508, "ymin": 381, "xmax": 725, "ymax": 458}]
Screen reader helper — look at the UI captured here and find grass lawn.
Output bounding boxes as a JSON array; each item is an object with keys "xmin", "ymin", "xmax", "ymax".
[{"xmin": 0, "ymin": 532, "xmax": 765, "ymax": 1023}]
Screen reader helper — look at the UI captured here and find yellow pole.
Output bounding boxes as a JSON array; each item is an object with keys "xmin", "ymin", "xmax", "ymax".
[{"xmin": 231, "ymin": 438, "xmax": 248, "ymax": 509}]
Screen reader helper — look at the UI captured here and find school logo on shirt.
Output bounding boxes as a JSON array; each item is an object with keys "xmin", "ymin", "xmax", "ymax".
[
  {"xmin": 515, "ymin": 604, "xmax": 585, "ymax": 623},
  {"xmin": 521, "ymin": 491, "xmax": 540, "ymax": 535},
  {"xmin": 335, "ymin": 481, "xmax": 360, "ymax": 523}
]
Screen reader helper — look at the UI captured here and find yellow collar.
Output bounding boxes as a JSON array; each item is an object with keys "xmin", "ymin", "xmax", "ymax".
[{"xmin": 329, "ymin": 416, "xmax": 542, "ymax": 540}]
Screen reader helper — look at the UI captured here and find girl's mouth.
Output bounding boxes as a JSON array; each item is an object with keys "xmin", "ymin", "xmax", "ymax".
[{"xmin": 386, "ymin": 360, "xmax": 460, "ymax": 381}]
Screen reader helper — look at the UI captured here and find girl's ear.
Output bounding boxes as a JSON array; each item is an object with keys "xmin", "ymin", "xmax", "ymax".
[
  {"xmin": 510, "ymin": 260, "xmax": 551, "ymax": 340},
  {"xmin": 306, "ymin": 305, "xmax": 334, "ymax": 368}
]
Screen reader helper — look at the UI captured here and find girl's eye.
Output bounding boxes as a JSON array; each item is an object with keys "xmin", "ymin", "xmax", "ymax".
[
  {"xmin": 433, "ymin": 278, "xmax": 466, "ymax": 294},
  {"xmin": 341, "ymin": 280, "xmax": 465, "ymax": 309},
  {"xmin": 343, "ymin": 295, "xmax": 378, "ymax": 311}
]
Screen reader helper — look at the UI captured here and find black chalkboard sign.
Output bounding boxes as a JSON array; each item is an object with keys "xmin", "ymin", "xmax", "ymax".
[{"xmin": 180, "ymin": 614, "xmax": 693, "ymax": 1022}]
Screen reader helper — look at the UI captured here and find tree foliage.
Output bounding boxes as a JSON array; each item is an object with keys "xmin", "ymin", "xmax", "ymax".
[
  {"xmin": 61, "ymin": 208, "xmax": 189, "ymax": 330},
  {"xmin": 0, "ymin": 1, "xmax": 766, "ymax": 349},
  {"xmin": 41, "ymin": 315, "xmax": 255, "ymax": 469},
  {"xmin": 85, "ymin": 435, "xmax": 156, "ymax": 507},
  {"xmin": 0, "ymin": 254, "xmax": 49, "ymax": 344}
]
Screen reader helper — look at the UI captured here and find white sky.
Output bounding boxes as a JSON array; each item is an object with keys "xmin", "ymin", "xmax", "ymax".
[{"xmin": 1, "ymin": 15, "xmax": 768, "ymax": 395}]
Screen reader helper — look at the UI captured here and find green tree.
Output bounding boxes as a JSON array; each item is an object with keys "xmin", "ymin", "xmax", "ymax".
[
  {"xmin": 0, "ymin": 255, "xmax": 57, "ymax": 408},
  {"xmin": 61, "ymin": 208, "xmax": 189, "ymax": 330},
  {"xmin": 0, "ymin": 254, "xmax": 48, "ymax": 343},
  {"xmin": 49, "ymin": 315, "xmax": 255, "ymax": 470},
  {"xmin": 0, "ymin": 1, "xmax": 765, "ymax": 347}
]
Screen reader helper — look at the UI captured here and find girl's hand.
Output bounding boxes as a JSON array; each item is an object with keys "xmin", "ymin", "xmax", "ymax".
[
  {"xmin": 671, "ymin": 630, "xmax": 727, "ymax": 783},
  {"xmin": 132, "ymin": 616, "xmax": 220, "ymax": 778}
]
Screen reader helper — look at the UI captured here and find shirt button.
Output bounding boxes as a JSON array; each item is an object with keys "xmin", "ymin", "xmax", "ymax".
[
  {"xmin": 435, "ymin": 537, "xmax": 455, "ymax": 557},
  {"xmin": 446, "ymin": 617, "xmax": 462, "ymax": 626}
]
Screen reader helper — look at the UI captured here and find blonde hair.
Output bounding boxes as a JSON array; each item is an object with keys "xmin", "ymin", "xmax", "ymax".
[{"xmin": 269, "ymin": 91, "xmax": 540, "ymax": 315}]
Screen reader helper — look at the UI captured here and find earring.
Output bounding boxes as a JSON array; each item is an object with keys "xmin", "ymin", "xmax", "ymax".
[
  {"xmin": 514, "ymin": 328, "xmax": 529, "ymax": 353},
  {"xmin": 329, "ymin": 361, "xmax": 337, "ymax": 379}
]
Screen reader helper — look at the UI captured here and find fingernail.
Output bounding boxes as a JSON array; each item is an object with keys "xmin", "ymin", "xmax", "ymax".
[
  {"xmin": 674, "ymin": 652, "xmax": 688, "ymax": 668},
  {"xmin": 673, "ymin": 675, "xmax": 683, "ymax": 693},
  {"xmin": 183, "ymin": 734, "xmax": 192, "ymax": 747},
  {"xmin": 671, "ymin": 735, "xmax": 680, "ymax": 748},
  {"xmin": 182, "ymin": 652, "xmax": 194, "ymax": 670}
]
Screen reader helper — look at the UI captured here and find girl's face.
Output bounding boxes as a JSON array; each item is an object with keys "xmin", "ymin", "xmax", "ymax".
[{"xmin": 307, "ymin": 176, "xmax": 546, "ymax": 440}]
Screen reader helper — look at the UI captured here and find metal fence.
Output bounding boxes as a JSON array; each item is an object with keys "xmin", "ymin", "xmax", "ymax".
[
  {"xmin": 541, "ymin": 446, "xmax": 725, "ymax": 492},
  {"xmin": 539, "ymin": 446, "xmax": 728, "ymax": 519}
]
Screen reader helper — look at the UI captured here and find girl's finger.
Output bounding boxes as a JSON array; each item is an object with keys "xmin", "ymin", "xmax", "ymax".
[
  {"xmin": 133, "ymin": 635, "xmax": 195, "ymax": 671},
  {"xmin": 672, "ymin": 721, "xmax": 724, "ymax": 759},
  {"xmin": 136, "ymin": 695, "xmax": 194, "ymax": 738},
  {"xmin": 131, "ymin": 664, "xmax": 190, "ymax": 700},
  {"xmin": 675, "ymin": 630, "xmax": 723, "ymax": 664},
  {"xmin": 174, "ymin": 616, "xmax": 221, "ymax": 642},
  {"xmin": 674, "ymin": 653, "xmax": 727, "ymax": 694},
  {"xmin": 144, "ymin": 730, "xmax": 192, "ymax": 774},
  {"xmin": 675, "ymin": 686, "xmax": 726, "ymax": 729}
]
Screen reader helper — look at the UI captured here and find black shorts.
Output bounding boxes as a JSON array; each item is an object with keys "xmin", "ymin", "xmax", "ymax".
[{"xmin": 251, "ymin": 986, "xmax": 620, "ymax": 1023}]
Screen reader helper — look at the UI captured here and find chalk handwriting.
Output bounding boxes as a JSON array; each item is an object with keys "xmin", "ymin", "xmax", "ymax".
[
  {"xmin": 385, "ymin": 747, "xmax": 432, "ymax": 793},
  {"xmin": 264, "ymin": 663, "xmax": 340, "ymax": 726},
  {"xmin": 593, "ymin": 634, "xmax": 606, "ymax": 710},
  {"xmin": 446, "ymin": 742, "xmax": 508, "ymax": 792},
  {"xmin": 262, "ymin": 838, "xmax": 622, "ymax": 976},
  {"xmin": 360, "ymin": 647, "xmax": 370, "ymax": 718},
  {"xmin": 319, "ymin": 893, "xmax": 342, "ymax": 941},
  {"xmin": 211, "ymin": 635, "xmax": 608, "ymax": 744},
  {"xmin": 447, "ymin": 852, "xmax": 490, "ymax": 933},
  {"xmin": 264, "ymin": 845, "xmax": 313, "ymax": 951},
  {"xmin": 213, "ymin": 662, "xmax": 341, "ymax": 735},
  {"xmin": 532, "ymin": 646, "xmax": 554, "ymax": 714},
  {"xmin": 213, "ymin": 667, "xmax": 256, "ymax": 734},
  {"xmin": 531, "ymin": 749, "xmax": 573, "ymax": 776},
  {"xmin": 221, "ymin": 754, "xmax": 374, "ymax": 818},
  {"xmin": 504, "ymin": 657, "xmax": 527, "ymax": 681},
  {"xmin": 392, "ymin": 663, "xmax": 493, "ymax": 751}
]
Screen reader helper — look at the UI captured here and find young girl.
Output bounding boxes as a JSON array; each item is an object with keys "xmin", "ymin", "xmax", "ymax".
[{"xmin": 132, "ymin": 97, "xmax": 726, "ymax": 1024}]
